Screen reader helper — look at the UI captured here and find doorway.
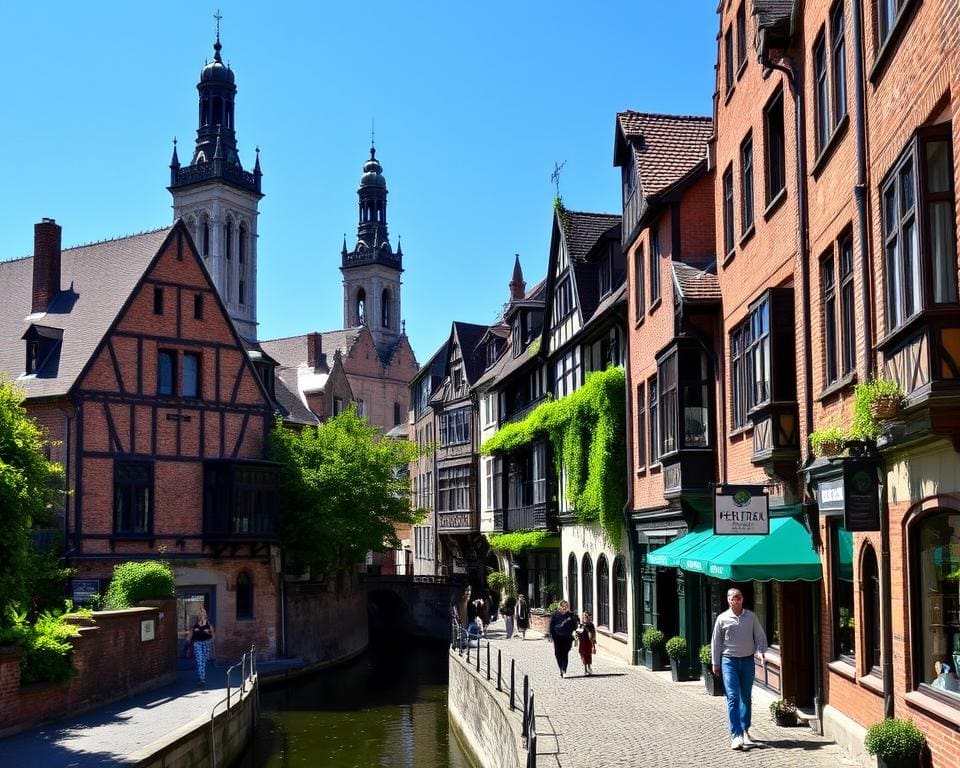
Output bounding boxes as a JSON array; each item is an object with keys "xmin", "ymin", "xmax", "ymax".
[{"xmin": 176, "ymin": 585, "xmax": 217, "ymax": 669}]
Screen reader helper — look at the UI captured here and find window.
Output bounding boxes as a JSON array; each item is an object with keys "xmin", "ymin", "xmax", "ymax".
[
  {"xmin": 554, "ymin": 277, "xmax": 573, "ymax": 321},
  {"xmin": 913, "ymin": 510, "xmax": 960, "ymax": 701},
  {"xmin": 439, "ymin": 407, "xmax": 471, "ymax": 447},
  {"xmin": 581, "ymin": 554, "xmax": 594, "ymax": 618},
  {"xmin": 114, "ymin": 461, "xmax": 152, "ymax": 534},
  {"xmin": 182, "ymin": 352, "xmax": 200, "ymax": 399},
  {"xmin": 597, "ymin": 555, "xmax": 610, "ymax": 627},
  {"xmin": 764, "ymin": 89, "xmax": 786, "ymax": 203},
  {"xmin": 814, "ymin": 35, "xmax": 830, "ymax": 154},
  {"xmin": 599, "ymin": 252, "xmax": 612, "ymax": 297},
  {"xmin": 877, "ymin": 0, "xmax": 907, "ymax": 47},
  {"xmin": 567, "ymin": 553, "xmax": 578, "ymax": 614},
  {"xmin": 483, "ymin": 458, "xmax": 494, "ymax": 511},
  {"xmin": 753, "ymin": 581, "xmax": 781, "ymax": 645},
  {"xmin": 202, "ymin": 220, "xmax": 210, "ymax": 257},
  {"xmin": 153, "ymin": 286, "xmax": 163, "ymax": 315},
  {"xmin": 650, "ymin": 229, "xmax": 661, "ymax": 304},
  {"xmin": 634, "ymin": 244, "xmax": 645, "ymax": 319},
  {"xmin": 831, "ymin": 3, "xmax": 847, "ymax": 125},
  {"xmin": 862, "ymin": 545, "xmax": 881, "ymax": 672},
  {"xmin": 882, "ymin": 130, "xmax": 957, "ymax": 332},
  {"xmin": 840, "ymin": 235, "xmax": 856, "ymax": 375},
  {"xmin": 831, "ymin": 520, "xmax": 855, "ymax": 660},
  {"xmin": 531, "ymin": 442, "xmax": 547, "ymax": 504},
  {"xmin": 26, "ymin": 340, "xmax": 40, "ymax": 375},
  {"xmin": 394, "ymin": 402, "xmax": 402, "ymax": 426},
  {"xmin": 194, "ymin": 293, "xmax": 203, "ymax": 320},
  {"xmin": 736, "ymin": 3, "xmax": 747, "ymax": 70},
  {"xmin": 822, "ymin": 252, "xmax": 839, "ymax": 385},
  {"xmin": 730, "ymin": 297, "xmax": 771, "ymax": 427},
  {"xmin": 381, "ymin": 289, "xmax": 391, "ymax": 328},
  {"xmin": 236, "ymin": 572, "xmax": 253, "ymax": 620},
  {"xmin": 613, "ymin": 556, "xmax": 627, "ymax": 634},
  {"xmin": 554, "ymin": 347, "xmax": 581, "ymax": 398},
  {"xmin": 157, "ymin": 350, "xmax": 175, "ymax": 396},
  {"xmin": 649, "ymin": 376, "xmax": 660, "ymax": 464},
  {"xmin": 356, "ymin": 399, "xmax": 365, "ymax": 417},
  {"xmin": 741, "ymin": 134, "xmax": 755, "ymax": 233},
  {"xmin": 437, "ymin": 465, "xmax": 470, "ymax": 511},
  {"xmin": 723, "ymin": 165, "xmax": 735, "ymax": 255},
  {"xmin": 238, "ymin": 224, "xmax": 247, "ymax": 264},
  {"xmin": 659, "ymin": 354, "xmax": 678, "ymax": 456},
  {"xmin": 225, "ymin": 220, "xmax": 233, "ymax": 260},
  {"xmin": 635, "ymin": 383, "xmax": 646, "ymax": 470},
  {"xmin": 238, "ymin": 279, "xmax": 246, "ymax": 306},
  {"xmin": 333, "ymin": 397, "xmax": 343, "ymax": 416},
  {"xmin": 724, "ymin": 27, "xmax": 734, "ymax": 94},
  {"xmin": 622, "ymin": 154, "xmax": 637, "ymax": 205}
]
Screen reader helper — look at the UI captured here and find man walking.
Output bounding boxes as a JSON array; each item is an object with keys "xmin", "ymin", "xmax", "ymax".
[{"xmin": 711, "ymin": 587, "xmax": 767, "ymax": 751}]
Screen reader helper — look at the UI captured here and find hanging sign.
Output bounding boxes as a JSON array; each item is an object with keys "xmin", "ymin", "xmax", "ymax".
[
  {"xmin": 714, "ymin": 485, "xmax": 769, "ymax": 535},
  {"xmin": 843, "ymin": 459, "xmax": 881, "ymax": 532}
]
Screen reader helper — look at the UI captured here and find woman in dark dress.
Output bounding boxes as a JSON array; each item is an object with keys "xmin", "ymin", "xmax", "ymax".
[
  {"xmin": 548, "ymin": 600, "xmax": 577, "ymax": 677},
  {"xmin": 515, "ymin": 594, "xmax": 530, "ymax": 640},
  {"xmin": 578, "ymin": 611, "xmax": 598, "ymax": 675}
]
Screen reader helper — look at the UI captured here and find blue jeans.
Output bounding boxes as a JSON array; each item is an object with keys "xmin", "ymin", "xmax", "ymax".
[{"xmin": 721, "ymin": 655, "xmax": 756, "ymax": 736}]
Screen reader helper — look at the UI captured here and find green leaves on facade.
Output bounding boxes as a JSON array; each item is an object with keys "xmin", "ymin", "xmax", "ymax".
[{"xmin": 487, "ymin": 531, "xmax": 559, "ymax": 554}]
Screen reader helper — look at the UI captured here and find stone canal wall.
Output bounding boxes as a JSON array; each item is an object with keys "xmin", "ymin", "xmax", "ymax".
[
  {"xmin": 448, "ymin": 649, "xmax": 526, "ymax": 768},
  {"xmin": 284, "ymin": 571, "xmax": 368, "ymax": 664}
]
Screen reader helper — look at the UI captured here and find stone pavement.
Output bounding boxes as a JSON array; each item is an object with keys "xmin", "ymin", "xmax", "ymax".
[{"xmin": 478, "ymin": 626, "xmax": 859, "ymax": 768}]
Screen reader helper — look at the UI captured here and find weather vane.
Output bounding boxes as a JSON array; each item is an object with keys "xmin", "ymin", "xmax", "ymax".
[
  {"xmin": 214, "ymin": 9, "xmax": 222, "ymax": 39},
  {"xmin": 551, "ymin": 160, "xmax": 567, "ymax": 198},
  {"xmin": 371, "ymin": 117, "xmax": 376, "ymax": 148}
]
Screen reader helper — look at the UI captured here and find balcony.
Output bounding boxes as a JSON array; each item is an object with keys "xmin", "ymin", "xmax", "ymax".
[
  {"xmin": 203, "ymin": 460, "xmax": 279, "ymax": 544},
  {"xmin": 437, "ymin": 510, "xmax": 479, "ymax": 534},
  {"xmin": 504, "ymin": 501, "xmax": 558, "ymax": 533}
]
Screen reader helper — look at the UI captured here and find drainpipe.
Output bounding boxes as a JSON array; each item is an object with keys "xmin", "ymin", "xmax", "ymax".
[
  {"xmin": 760, "ymin": 28, "xmax": 822, "ymax": 726},
  {"xmin": 57, "ymin": 406, "xmax": 72, "ymax": 557},
  {"xmin": 620, "ymin": 312, "xmax": 641, "ymax": 665}
]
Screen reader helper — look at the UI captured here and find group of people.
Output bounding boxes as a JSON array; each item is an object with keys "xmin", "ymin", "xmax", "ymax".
[
  {"xmin": 548, "ymin": 600, "xmax": 597, "ymax": 677},
  {"xmin": 451, "ymin": 589, "xmax": 533, "ymax": 644}
]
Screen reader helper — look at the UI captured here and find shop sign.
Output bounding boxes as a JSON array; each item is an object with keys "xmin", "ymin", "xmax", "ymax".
[
  {"xmin": 714, "ymin": 485, "xmax": 769, "ymax": 535},
  {"xmin": 72, "ymin": 578, "xmax": 99, "ymax": 605},
  {"xmin": 843, "ymin": 459, "xmax": 881, "ymax": 532},
  {"xmin": 815, "ymin": 476, "xmax": 845, "ymax": 512}
]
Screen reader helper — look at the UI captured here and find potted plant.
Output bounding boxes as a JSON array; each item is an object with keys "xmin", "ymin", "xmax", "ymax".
[
  {"xmin": 699, "ymin": 644, "xmax": 724, "ymax": 696},
  {"xmin": 810, "ymin": 424, "xmax": 849, "ymax": 457},
  {"xmin": 864, "ymin": 718, "xmax": 926, "ymax": 768},
  {"xmin": 769, "ymin": 698, "xmax": 798, "ymax": 727},
  {"xmin": 853, "ymin": 377, "xmax": 906, "ymax": 440},
  {"xmin": 641, "ymin": 627, "xmax": 667, "ymax": 671},
  {"xmin": 665, "ymin": 636, "xmax": 688, "ymax": 682}
]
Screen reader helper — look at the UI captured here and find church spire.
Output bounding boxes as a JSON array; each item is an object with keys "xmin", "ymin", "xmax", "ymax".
[{"xmin": 509, "ymin": 254, "xmax": 526, "ymax": 300}]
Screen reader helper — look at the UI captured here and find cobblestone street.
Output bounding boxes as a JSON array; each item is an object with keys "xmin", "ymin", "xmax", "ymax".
[{"xmin": 475, "ymin": 628, "xmax": 858, "ymax": 768}]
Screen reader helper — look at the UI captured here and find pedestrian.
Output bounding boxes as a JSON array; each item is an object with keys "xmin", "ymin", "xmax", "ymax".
[
  {"xmin": 548, "ymin": 600, "xmax": 577, "ymax": 678},
  {"xmin": 515, "ymin": 593, "xmax": 530, "ymax": 640},
  {"xmin": 711, "ymin": 587, "xmax": 767, "ymax": 751},
  {"xmin": 186, "ymin": 606, "xmax": 216, "ymax": 687},
  {"xmin": 577, "ymin": 611, "xmax": 598, "ymax": 675}
]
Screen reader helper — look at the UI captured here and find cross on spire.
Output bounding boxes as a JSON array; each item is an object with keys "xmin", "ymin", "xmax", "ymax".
[
  {"xmin": 371, "ymin": 117, "xmax": 376, "ymax": 148},
  {"xmin": 214, "ymin": 9, "xmax": 223, "ymax": 40},
  {"xmin": 550, "ymin": 160, "xmax": 567, "ymax": 198}
]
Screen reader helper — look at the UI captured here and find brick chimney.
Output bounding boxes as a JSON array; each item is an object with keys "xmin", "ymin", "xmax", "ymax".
[
  {"xmin": 307, "ymin": 332, "xmax": 322, "ymax": 369},
  {"xmin": 32, "ymin": 218, "xmax": 62, "ymax": 313}
]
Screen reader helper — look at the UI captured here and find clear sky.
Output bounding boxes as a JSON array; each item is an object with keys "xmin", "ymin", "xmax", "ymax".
[{"xmin": 0, "ymin": 2, "xmax": 718, "ymax": 364}]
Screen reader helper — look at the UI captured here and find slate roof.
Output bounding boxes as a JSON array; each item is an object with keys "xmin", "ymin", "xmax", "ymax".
[
  {"xmin": 673, "ymin": 261, "xmax": 721, "ymax": 302},
  {"xmin": 260, "ymin": 329, "xmax": 362, "ymax": 370},
  {"xmin": 559, "ymin": 211, "xmax": 621, "ymax": 263},
  {"xmin": 451, "ymin": 321, "xmax": 492, "ymax": 386},
  {"xmin": 753, "ymin": 0, "xmax": 795, "ymax": 32},
  {"xmin": 273, "ymin": 366, "xmax": 321, "ymax": 425},
  {"xmin": 472, "ymin": 279, "xmax": 547, "ymax": 391},
  {"xmin": 0, "ymin": 228, "xmax": 172, "ymax": 399},
  {"xmin": 616, "ymin": 112, "xmax": 712, "ymax": 200}
]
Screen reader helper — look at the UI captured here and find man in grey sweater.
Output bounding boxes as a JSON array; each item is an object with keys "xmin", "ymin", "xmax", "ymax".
[{"xmin": 711, "ymin": 587, "xmax": 768, "ymax": 751}]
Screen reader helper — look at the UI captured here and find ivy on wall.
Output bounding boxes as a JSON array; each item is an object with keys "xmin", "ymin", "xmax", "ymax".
[
  {"xmin": 481, "ymin": 367, "xmax": 626, "ymax": 546},
  {"xmin": 487, "ymin": 531, "xmax": 560, "ymax": 554}
]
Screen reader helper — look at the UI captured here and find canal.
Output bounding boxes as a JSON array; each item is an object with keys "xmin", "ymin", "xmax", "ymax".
[{"xmin": 236, "ymin": 639, "xmax": 473, "ymax": 768}]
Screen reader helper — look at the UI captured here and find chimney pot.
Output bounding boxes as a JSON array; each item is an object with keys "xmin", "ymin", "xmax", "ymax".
[
  {"xmin": 32, "ymin": 219, "xmax": 63, "ymax": 313},
  {"xmin": 307, "ymin": 332, "xmax": 322, "ymax": 369}
]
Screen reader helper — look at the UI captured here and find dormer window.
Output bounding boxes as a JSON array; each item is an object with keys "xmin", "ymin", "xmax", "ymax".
[
  {"xmin": 622, "ymin": 152, "xmax": 637, "ymax": 205},
  {"xmin": 26, "ymin": 341, "xmax": 40, "ymax": 374},
  {"xmin": 512, "ymin": 315, "xmax": 524, "ymax": 356},
  {"xmin": 22, "ymin": 325, "xmax": 62, "ymax": 377},
  {"xmin": 486, "ymin": 339, "xmax": 500, "ymax": 368}
]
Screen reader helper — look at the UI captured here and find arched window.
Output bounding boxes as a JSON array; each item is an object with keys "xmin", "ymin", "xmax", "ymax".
[
  {"xmin": 597, "ymin": 555, "xmax": 609, "ymax": 627},
  {"xmin": 356, "ymin": 289, "xmax": 366, "ymax": 325},
  {"xmin": 236, "ymin": 572, "xmax": 253, "ymax": 620},
  {"xmin": 201, "ymin": 98, "xmax": 209, "ymax": 127},
  {"xmin": 225, "ymin": 220, "xmax": 233, "ymax": 260},
  {"xmin": 212, "ymin": 96, "xmax": 223, "ymax": 126},
  {"xmin": 202, "ymin": 218, "xmax": 210, "ymax": 257},
  {"xmin": 861, "ymin": 544, "xmax": 881, "ymax": 674},
  {"xmin": 238, "ymin": 224, "xmax": 246, "ymax": 264},
  {"xmin": 581, "ymin": 554, "xmax": 594, "ymax": 618},
  {"xmin": 613, "ymin": 556, "xmax": 627, "ymax": 634},
  {"xmin": 567, "ymin": 553, "xmax": 578, "ymax": 614},
  {"xmin": 831, "ymin": 520, "xmax": 855, "ymax": 660},
  {"xmin": 381, "ymin": 289, "xmax": 391, "ymax": 328}
]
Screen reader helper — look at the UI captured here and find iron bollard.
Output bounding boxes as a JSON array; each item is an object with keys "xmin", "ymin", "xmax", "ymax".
[
  {"xmin": 522, "ymin": 674, "xmax": 529, "ymax": 741},
  {"xmin": 476, "ymin": 640, "xmax": 480, "ymax": 672},
  {"xmin": 497, "ymin": 649, "xmax": 502, "ymax": 692},
  {"xmin": 486, "ymin": 642, "xmax": 491, "ymax": 680},
  {"xmin": 510, "ymin": 659, "xmax": 516, "ymax": 710}
]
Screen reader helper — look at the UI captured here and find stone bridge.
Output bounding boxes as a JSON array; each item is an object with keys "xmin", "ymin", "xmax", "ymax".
[{"xmin": 362, "ymin": 574, "xmax": 468, "ymax": 640}]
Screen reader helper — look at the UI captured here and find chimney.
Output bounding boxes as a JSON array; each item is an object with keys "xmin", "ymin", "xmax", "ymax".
[
  {"xmin": 307, "ymin": 332, "xmax": 322, "ymax": 369},
  {"xmin": 509, "ymin": 254, "xmax": 526, "ymax": 301},
  {"xmin": 32, "ymin": 218, "xmax": 62, "ymax": 313}
]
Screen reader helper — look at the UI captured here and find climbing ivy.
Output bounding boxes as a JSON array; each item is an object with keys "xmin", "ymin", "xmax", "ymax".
[
  {"xmin": 487, "ymin": 531, "xmax": 560, "ymax": 554},
  {"xmin": 481, "ymin": 367, "xmax": 626, "ymax": 546}
]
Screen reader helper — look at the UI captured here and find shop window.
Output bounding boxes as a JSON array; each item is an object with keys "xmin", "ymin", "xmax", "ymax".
[
  {"xmin": 614, "ymin": 556, "xmax": 627, "ymax": 634},
  {"xmin": 597, "ymin": 555, "xmax": 610, "ymax": 627},
  {"xmin": 582, "ymin": 554, "xmax": 594, "ymax": 618},
  {"xmin": 831, "ymin": 520, "xmax": 855, "ymax": 661},
  {"xmin": 862, "ymin": 544, "xmax": 881, "ymax": 673},
  {"xmin": 236, "ymin": 572, "xmax": 253, "ymax": 620},
  {"xmin": 567, "ymin": 553, "xmax": 578, "ymax": 614},
  {"xmin": 753, "ymin": 581, "xmax": 781, "ymax": 646}
]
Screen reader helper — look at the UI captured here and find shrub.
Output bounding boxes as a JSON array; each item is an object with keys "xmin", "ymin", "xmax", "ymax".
[
  {"xmin": 863, "ymin": 718, "xmax": 926, "ymax": 761},
  {"xmin": 699, "ymin": 644, "xmax": 713, "ymax": 665},
  {"xmin": 852, "ymin": 378, "xmax": 905, "ymax": 440},
  {"xmin": 487, "ymin": 531, "xmax": 559, "ymax": 554},
  {"xmin": 665, "ymin": 636, "xmax": 687, "ymax": 660},
  {"xmin": 769, "ymin": 698, "xmax": 797, "ymax": 716},
  {"xmin": 0, "ymin": 602, "xmax": 89, "ymax": 684},
  {"xmin": 641, "ymin": 627, "xmax": 665, "ymax": 650},
  {"xmin": 104, "ymin": 561, "xmax": 175, "ymax": 609}
]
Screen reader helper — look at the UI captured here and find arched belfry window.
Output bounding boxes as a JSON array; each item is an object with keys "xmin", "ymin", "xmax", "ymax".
[
  {"xmin": 212, "ymin": 96, "xmax": 223, "ymax": 126},
  {"xmin": 225, "ymin": 220, "xmax": 233, "ymax": 260},
  {"xmin": 200, "ymin": 98, "xmax": 209, "ymax": 127},
  {"xmin": 202, "ymin": 218, "xmax": 210, "ymax": 257},
  {"xmin": 381, "ymin": 289, "xmax": 391, "ymax": 328},
  {"xmin": 357, "ymin": 288, "xmax": 366, "ymax": 325},
  {"xmin": 236, "ymin": 571, "xmax": 253, "ymax": 620},
  {"xmin": 238, "ymin": 224, "xmax": 247, "ymax": 264}
]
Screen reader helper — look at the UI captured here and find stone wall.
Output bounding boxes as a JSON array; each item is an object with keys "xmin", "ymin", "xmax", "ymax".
[
  {"xmin": 447, "ymin": 650, "xmax": 526, "ymax": 768},
  {"xmin": 284, "ymin": 571, "xmax": 368, "ymax": 664},
  {"xmin": 0, "ymin": 600, "xmax": 177, "ymax": 737}
]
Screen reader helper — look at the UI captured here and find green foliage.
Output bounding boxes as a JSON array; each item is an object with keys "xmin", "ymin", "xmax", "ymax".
[
  {"xmin": 864, "ymin": 718, "xmax": 926, "ymax": 760},
  {"xmin": 486, "ymin": 571, "xmax": 515, "ymax": 597},
  {"xmin": 0, "ymin": 602, "xmax": 90, "ymax": 684},
  {"xmin": 24, "ymin": 537, "xmax": 73, "ymax": 617},
  {"xmin": 481, "ymin": 368, "xmax": 626, "ymax": 546},
  {"xmin": 665, "ymin": 635, "xmax": 687, "ymax": 660},
  {"xmin": 547, "ymin": 600, "xmax": 559, "ymax": 612},
  {"xmin": 540, "ymin": 583, "xmax": 560, "ymax": 607},
  {"xmin": 104, "ymin": 561, "xmax": 175, "ymax": 609},
  {"xmin": 852, "ymin": 377, "xmax": 905, "ymax": 441},
  {"xmin": 769, "ymin": 698, "xmax": 797, "ymax": 716},
  {"xmin": 699, "ymin": 644, "xmax": 712, "ymax": 665},
  {"xmin": 268, "ymin": 410, "xmax": 423, "ymax": 578},
  {"xmin": 641, "ymin": 627, "xmax": 665, "ymax": 650},
  {"xmin": 487, "ymin": 531, "xmax": 559, "ymax": 554},
  {"xmin": 0, "ymin": 377, "xmax": 64, "ymax": 623},
  {"xmin": 809, "ymin": 424, "xmax": 849, "ymax": 457}
]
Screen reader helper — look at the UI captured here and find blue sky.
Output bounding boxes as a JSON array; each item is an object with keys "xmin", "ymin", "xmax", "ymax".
[{"xmin": 0, "ymin": 2, "xmax": 718, "ymax": 363}]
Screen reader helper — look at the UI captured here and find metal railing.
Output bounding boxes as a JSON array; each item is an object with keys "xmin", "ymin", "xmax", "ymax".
[
  {"xmin": 209, "ymin": 644, "xmax": 258, "ymax": 768},
  {"xmin": 451, "ymin": 622, "xmax": 538, "ymax": 767}
]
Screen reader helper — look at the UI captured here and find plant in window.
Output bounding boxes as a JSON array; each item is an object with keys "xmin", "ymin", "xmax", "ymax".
[
  {"xmin": 852, "ymin": 377, "xmax": 905, "ymax": 440},
  {"xmin": 863, "ymin": 718, "xmax": 925, "ymax": 767},
  {"xmin": 809, "ymin": 423, "xmax": 849, "ymax": 457}
]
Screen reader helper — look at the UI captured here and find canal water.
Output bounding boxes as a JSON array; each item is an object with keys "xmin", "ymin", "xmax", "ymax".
[{"xmin": 236, "ymin": 639, "xmax": 473, "ymax": 768}]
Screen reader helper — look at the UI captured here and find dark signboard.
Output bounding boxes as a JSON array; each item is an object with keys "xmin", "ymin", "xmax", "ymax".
[
  {"xmin": 843, "ymin": 459, "xmax": 881, "ymax": 532},
  {"xmin": 72, "ymin": 578, "xmax": 100, "ymax": 605}
]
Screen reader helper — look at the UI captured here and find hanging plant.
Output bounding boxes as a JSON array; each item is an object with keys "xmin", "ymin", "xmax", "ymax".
[{"xmin": 852, "ymin": 377, "xmax": 905, "ymax": 440}]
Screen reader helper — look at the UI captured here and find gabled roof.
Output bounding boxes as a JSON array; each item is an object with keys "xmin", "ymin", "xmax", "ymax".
[
  {"xmin": 615, "ymin": 112, "xmax": 712, "ymax": 200},
  {"xmin": 451, "ymin": 321, "xmax": 491, "ymax": 386},
  {"xmin": 260, "ymin": 329, "xmax": 363, "ymax": 370},
  {"xmin": 0, "ymin": 228, "xmax": 172, "ymax": 399},
  {"xmin": 558, "ymin": 210, "xmax": 621, "ymax": 263},
  {"xmin": 673, "ymin": 261, "xmax": 721, "ymax": 303},
  {"xmin": 273, "ymin": 366, "xmax": 321, "ymax": 426}
]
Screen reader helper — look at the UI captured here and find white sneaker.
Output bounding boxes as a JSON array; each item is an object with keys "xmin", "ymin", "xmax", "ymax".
[
  {"xmin": 742, "ymin": 730, "xmax": 754, "ymax": 747},
  {"xmin": 730, "ymin": 735, "xmax": 743, "ymax": 750}
]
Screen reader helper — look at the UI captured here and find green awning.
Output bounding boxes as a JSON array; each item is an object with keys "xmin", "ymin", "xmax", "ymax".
[
  {"xmin": 647, "ymin": 516, "xmax": 822, "ymax": 582},
  {"xmin": 838, "ymin": 527, "xmax": 853, "ymax": 582}
]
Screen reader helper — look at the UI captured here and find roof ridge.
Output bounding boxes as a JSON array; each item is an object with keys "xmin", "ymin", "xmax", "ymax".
[
  {"xmin": 618, "ymin": 110, "xmax": 712, "ymax": 122},
  {"xmin": 63, "ymin": 225, "xmax": 171, "ymax": 253},
  {"xmin": 564, "ymin": 209, "xmax": 621, "ymax": 219}
]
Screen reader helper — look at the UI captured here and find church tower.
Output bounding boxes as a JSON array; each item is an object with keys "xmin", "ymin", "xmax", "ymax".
[
  {"xmin": 169, "ymin": 28, "xmax": 263, "ymax": 341},
  {"xmin": 341, "ymin": 145, "xmax": 404, "ymax": 361}
]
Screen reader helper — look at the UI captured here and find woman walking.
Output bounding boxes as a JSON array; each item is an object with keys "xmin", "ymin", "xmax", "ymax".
[
  {"xmin": 186, "ymin": 607, "xmax": 216, "ymax": 686},
  {"xmin": 515, "ymin": 594, "xmax": 530, "ymax": 640},
  {"xmin": 549, "ymin": 600, "xmax": 577, "ymax": 678},
  {"xmin": 577, "ymin": 611, "xmax": 598, "ymax": 675}
]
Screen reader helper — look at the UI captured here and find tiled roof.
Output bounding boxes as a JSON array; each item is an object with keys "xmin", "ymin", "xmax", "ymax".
[
  {"xmin": 452, "ymin": 322, "xmax": 492, "ymax": 386},
  {"xmin": 616, "ymin": 112, "xmax": 712, "ymax": 199},
  {"xmin": 753, "ymin": 0, "xmax": 794, "ymax": 31},
  {"xmin": 673, "ymin": 261, "xmax": 721, "ymax": 302},
  {"xmin": 260, "ymin": 329, "xmax": 362, "ymax": 370},
  {"xmin": 558, "ymin": 210, "xmax": 621, "ymax": 263},
  {"xmin": 0, "ymin": 228, "xmax": 172, "ymax": 399},
  {"xmin": 273, "ymin": 366, "xmax": 321, "ymax": 425}
]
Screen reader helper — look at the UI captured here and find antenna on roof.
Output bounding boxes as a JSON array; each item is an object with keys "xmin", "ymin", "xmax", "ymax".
[{"xmin": 550, "ymin": 160, "xmax": 567, "ymax": 199}]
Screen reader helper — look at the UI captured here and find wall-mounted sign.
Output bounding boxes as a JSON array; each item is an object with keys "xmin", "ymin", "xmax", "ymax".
[
  {"xmin": 714, "ymin": 485, "xmax": 769, "ymax": 535},
  {"xmin": 140, "ymin": 619, "xmax": 156, "ymax": 642},
  {"xmin": 72, "ymin": 578, "xmax": 100, "ymax": 605},
  {"xmin": 815, "ymin": 476, "xmax": 845, "ymax": 513},
  {"xmin": 843, "ymin": 459, "xmax": 881, "ymax": 532}
]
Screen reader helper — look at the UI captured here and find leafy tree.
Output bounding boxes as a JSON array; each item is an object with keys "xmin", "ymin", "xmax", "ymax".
[
  {"xmin": 268, "ymin": 409, "xmax": 422, "ymax": 577},
  {"xmin": 0, "ymin": 377, "xmax": 63, "ymax": 622}
]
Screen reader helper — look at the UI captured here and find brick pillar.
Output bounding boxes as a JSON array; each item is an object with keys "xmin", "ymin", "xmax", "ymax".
[{"xmin": 32, "ymin": 218, "xmax": 62, "ymax": 313}]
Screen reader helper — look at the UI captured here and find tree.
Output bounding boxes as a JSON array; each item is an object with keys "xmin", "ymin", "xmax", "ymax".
[
  {"xmin": 0, "ymin": 377, "xmax": 63, "ymax": 620},
  {"xmin": 268, "ymin": 409, "xmax": 422, "ymax": 577}
]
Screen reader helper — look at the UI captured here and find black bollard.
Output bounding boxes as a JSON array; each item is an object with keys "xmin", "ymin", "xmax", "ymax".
[
  {"xmin": 510, "ymin": 659, "xmax": 516, "ymax": 710},
  {"xmin": 486, "ymin": 642, "xmax": 491, "ymax": 680},
  {"xmin": 497, "ymin": 649, "xmax": 502, "ymax": 692}
]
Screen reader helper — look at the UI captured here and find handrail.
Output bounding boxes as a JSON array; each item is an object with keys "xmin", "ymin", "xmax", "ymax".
[{"xmin": 209, "ymin": 644, "xmax": 258, "ymax": 768}]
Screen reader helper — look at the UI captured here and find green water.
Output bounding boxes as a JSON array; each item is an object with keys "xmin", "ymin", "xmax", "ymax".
[{"xmin": 237, "ymin": 641, "xmax": 472, "ymax": 768}]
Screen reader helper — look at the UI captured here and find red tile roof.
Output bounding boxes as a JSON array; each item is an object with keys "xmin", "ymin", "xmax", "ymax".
[{"xmin": 616, "ymin": 112, "xmax": 712, "ymax": 199}]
